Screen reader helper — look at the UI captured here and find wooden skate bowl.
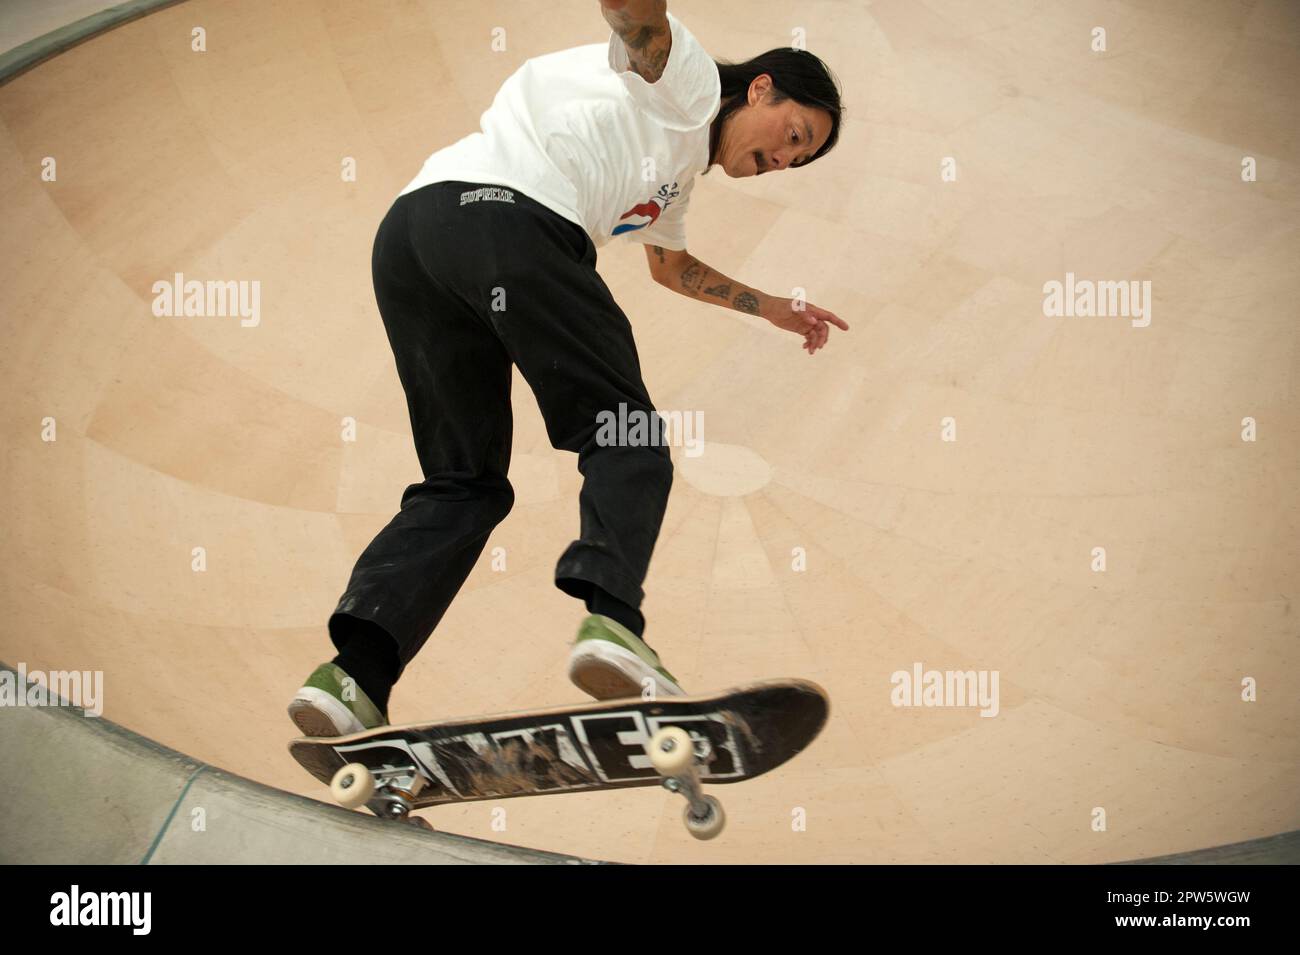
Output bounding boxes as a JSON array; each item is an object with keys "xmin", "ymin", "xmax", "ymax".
[{"xmin": 1, "ymin": 0, "xmax": 1296, "ymax": 863}]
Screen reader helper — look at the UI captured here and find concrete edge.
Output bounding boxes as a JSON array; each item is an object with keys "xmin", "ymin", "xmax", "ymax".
[
  {"xmin": 1111, "ymin": 829, "xmax": 1300, "ymax": 865},
  {"xmin": 0, "ymin": 0, "xmax": 190, "ymax": 86},
  {"xmin": 0, "ymin": 661, "xmax": 612, "ymax": 864}
]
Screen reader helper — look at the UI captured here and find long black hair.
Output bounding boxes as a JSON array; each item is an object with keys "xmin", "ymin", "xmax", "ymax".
[{"xmin": 708, "ymin": 48, "xmax": 844, "ymax": 171}]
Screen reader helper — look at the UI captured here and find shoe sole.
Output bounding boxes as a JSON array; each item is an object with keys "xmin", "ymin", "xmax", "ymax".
[
  {"xmin": 568, "ymin": 641, "xmax": 684, "ymax": 701},
  {"xmin": 287, "ymin": 687, "xmax": 368, "ymax": 737}
]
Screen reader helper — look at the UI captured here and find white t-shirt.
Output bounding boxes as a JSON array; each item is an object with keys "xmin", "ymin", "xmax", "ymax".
[{"xmin": 399, "ymin": 11, "xmax": 720, "ymax": 251}]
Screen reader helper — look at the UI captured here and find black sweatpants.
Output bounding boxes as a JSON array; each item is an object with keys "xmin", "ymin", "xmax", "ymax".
[{"xmin": 329, "ymin": 181, "xmax": 673, "ymax": 676}]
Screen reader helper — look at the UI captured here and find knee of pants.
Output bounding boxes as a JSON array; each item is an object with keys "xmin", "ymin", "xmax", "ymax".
[
  {"xmin": 465, "ymin": 475, "xmax": 515, "ymax": 526},
  {"xmin": 636, "ymin": 442, "xmax": 674, "ymax": 495},
  {"xmin": 489, "ymin": 480, "xmax": 516, "ymax": 523},
  {"xmin": 400, "ymin": 473, "xmax": 515, "ymax": 523}
]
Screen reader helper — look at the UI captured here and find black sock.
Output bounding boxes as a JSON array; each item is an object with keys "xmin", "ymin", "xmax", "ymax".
[
  {"xmin": 331, "ymin": 618, "xmax": 401, "ymax": 717},
  {"xmin": 587, "ymin": 586, "xmax": 646, "ymax": 640}
]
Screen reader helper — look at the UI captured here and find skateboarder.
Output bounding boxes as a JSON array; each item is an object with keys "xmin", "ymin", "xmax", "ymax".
[{"xmin": 289, "ymin": 1, "xmax": 846, "ymax": 738}]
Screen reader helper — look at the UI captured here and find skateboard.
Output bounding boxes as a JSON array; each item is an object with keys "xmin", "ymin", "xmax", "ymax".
[{"xmin": 289, "ymin": 679, "xmax": 829, "ymax": 840}]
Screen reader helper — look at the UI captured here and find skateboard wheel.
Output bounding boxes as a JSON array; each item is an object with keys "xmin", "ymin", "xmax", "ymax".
[
  {"xmin": 648, "ymin": 726, "xmax": 695, "ymax": 776},
  {"xmin": 330, "ymin": 762, "xmax": 375, "ymax": 809},
  {"xmin": 684, "ymin": 795, "xmax": 726, "ymax": 840}
]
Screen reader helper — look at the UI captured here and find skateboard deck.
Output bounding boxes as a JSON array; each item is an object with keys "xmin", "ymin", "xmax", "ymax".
[{"xmin": 289, "ymin": 679, "xmax": 828, "ymax": 837}]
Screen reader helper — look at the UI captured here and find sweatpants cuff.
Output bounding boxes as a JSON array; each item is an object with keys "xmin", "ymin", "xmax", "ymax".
[{"xmin": 554, "ymin": 560, "xmax": 645, "ymax": 611}]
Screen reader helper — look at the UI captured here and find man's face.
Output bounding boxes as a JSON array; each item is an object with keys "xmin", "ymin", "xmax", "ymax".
[{"xmin": 716, "ymin": 75, "xmax": 833, "ymax": 177}]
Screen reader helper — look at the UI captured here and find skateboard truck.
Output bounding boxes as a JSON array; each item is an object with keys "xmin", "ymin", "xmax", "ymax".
[
  {"xmin": 329, "ymin": 730, "xmax": 726, "ymax": 840},
  {"xmin": 647, "ymin": 726, "xmax": 726, "ymax": 840},
  {"xmin": 331, "ymin": 762, "xmax": 433, "ymax": 829}
]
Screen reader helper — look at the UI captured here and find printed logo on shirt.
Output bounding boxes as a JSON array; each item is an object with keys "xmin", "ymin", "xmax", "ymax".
[
  {"xmin": 459, "ymin": 186, "xmax": 517, "ymax": 205},
  {"xmin": 613, "ymin": 181, "xmax": 681, "ymax": 237}
]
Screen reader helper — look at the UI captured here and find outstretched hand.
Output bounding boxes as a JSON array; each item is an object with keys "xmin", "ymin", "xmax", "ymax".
[{"xmin": 761, "ymin": 296, "xmax": 850, "ymax": 354}]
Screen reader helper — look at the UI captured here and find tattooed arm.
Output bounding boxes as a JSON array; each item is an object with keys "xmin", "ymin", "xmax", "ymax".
[
  {"xmin": 600, "ymin": 0, "xmax": 671, "ymax": 84},
  {"xmin": 646, "ymin": 245, "xmax": 766, "ymax": 315},
  {"xmin": 645, "ymin": 245, "xmax": 850, "ymax": 354}
]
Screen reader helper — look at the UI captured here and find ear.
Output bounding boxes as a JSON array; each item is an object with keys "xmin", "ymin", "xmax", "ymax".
[{"xmin": 748, "ymin": 74, "xmax": 774, "ymax": 106}]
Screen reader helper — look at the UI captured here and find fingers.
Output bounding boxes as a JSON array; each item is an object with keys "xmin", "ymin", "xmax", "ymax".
[
  {"xmin": 812, "ymin": 307, "xmax": 849, "ymax": 331},
  {"xmin": 800, "ymin": 324, "xmax": 812, "ymax": 352},
  {"xmin": 799, "ymin": 316, "xmax": 835, "ymax": 353},
  {"xmin": 780, "ymin": 302, "xmax": 846, "ymax": 354}
]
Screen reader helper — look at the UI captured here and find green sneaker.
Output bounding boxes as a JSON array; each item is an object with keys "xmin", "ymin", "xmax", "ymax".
[
  {"xmin": 567, "ymin": 614, "xmax": 685, "ymax": 701},
  {"xmin": 287, "ymin": 662, "xmax": 389, "ymax": 737}
]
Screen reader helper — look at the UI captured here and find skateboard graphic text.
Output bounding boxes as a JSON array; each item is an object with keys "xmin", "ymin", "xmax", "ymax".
[{"xmin": 290, "ymin": 680, "xmax": 828, "ymax": 840}]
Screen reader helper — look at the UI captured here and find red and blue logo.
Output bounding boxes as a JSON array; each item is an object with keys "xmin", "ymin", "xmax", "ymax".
[
  {"xmin": 612, "ymin": 181, "xmax": 681, "ymax": 237},
  {"xmin": 613, "ymin": 198, "xmax": 663, "ymax": 236}
]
